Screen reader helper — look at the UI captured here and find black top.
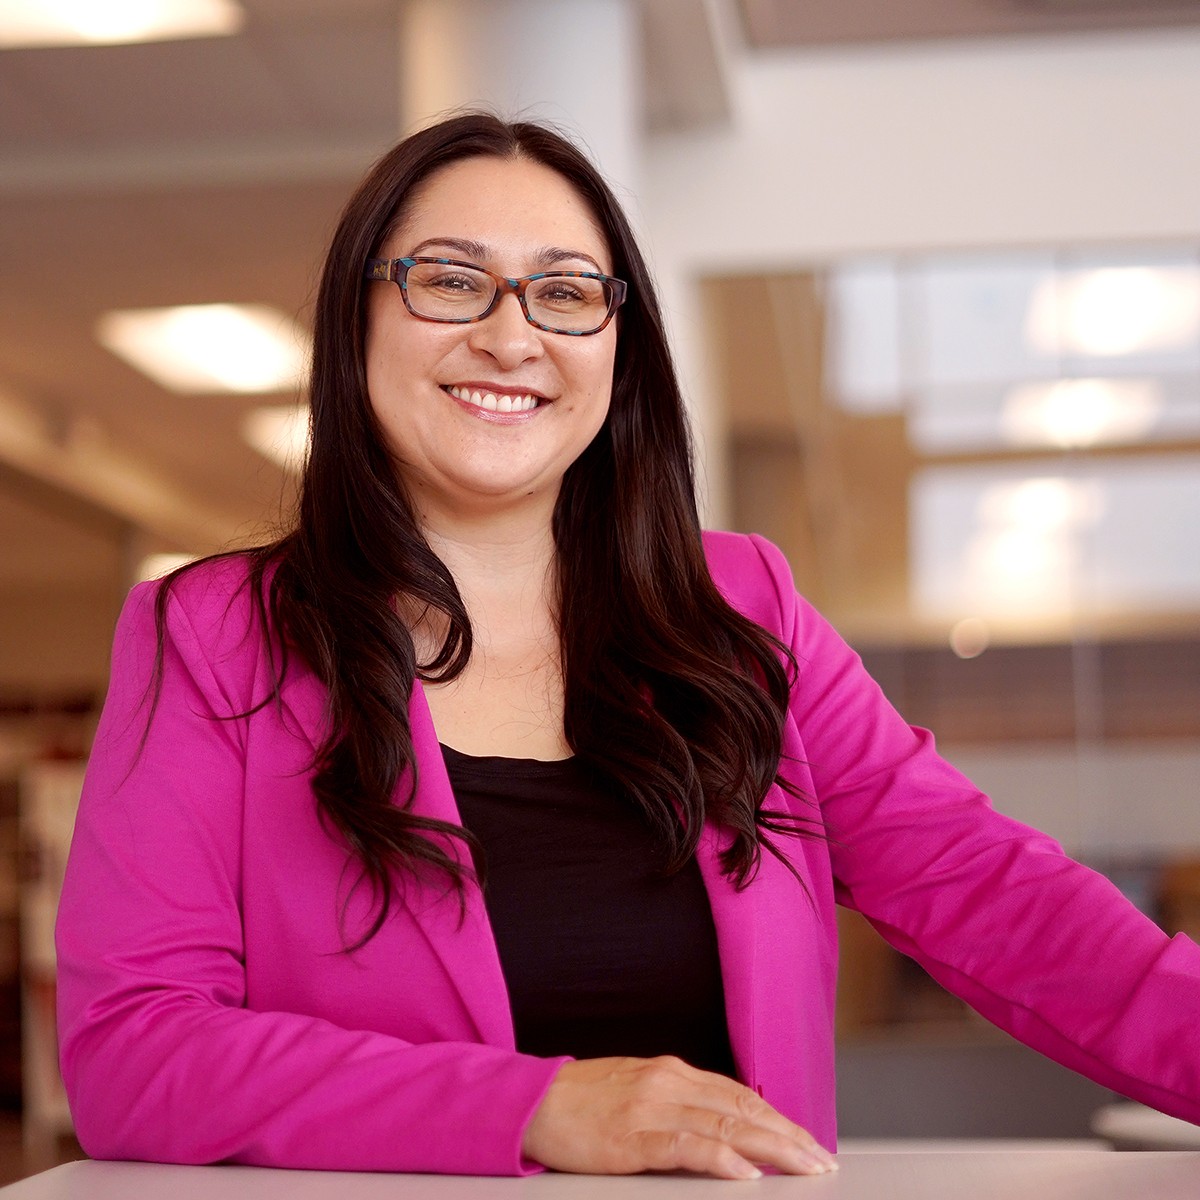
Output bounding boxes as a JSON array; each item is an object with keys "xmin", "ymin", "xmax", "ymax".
[{"xmin": 442, "ymin": 743, "xmax": 737, "ymax": 1077}]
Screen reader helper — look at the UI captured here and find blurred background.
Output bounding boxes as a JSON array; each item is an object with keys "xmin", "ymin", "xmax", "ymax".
[{"xmin": 2, "ymin": 0, "xmax": 1200, "ymax": 1176}]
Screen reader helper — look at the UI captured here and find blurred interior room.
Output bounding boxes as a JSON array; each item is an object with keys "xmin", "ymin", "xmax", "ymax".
[{"xmin": 2, "ymin": 0, "xmax": 1200, "ymax": 1180}]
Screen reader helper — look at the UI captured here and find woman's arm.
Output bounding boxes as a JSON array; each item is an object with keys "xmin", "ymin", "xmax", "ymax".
[
  {"xmin": 56, "ymin": 578, "xmax": 563, "ymax": 1175},
  {"xmin": 748, "ymin": 532, "xmax": 1200, "ymax": 1123}
]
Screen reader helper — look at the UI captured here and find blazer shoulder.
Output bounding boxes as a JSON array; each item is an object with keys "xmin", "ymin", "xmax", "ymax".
[
  {"xmin": 701, "ymin": 529, "xmax": 798, "ymax": 636},
  {"xmin": 128, "ymin": 552, "xmax": 272, "ymax": 675}
]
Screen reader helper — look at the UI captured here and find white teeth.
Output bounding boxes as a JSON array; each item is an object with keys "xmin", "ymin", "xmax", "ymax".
[{"xmin": 447, "ymin": 385, "xmax": 538, "ymax": 412}]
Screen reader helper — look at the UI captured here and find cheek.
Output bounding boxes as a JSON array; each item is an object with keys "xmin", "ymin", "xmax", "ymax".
[
  {"xmin": 362, "ymin": 318, "xmax": 396, "ymax": 404},
  {"xmin": 364, "ymin": 321, "xmax": 444, "ymax": 410},
  {"xmin": 580, "ymin": 340, "xmax": 617, "ymax": 406}
]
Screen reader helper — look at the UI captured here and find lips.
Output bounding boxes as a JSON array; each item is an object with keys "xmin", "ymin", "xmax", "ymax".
[{"xmin": 445, "ymin": 384, "xmax": 541, "ymax": 414}]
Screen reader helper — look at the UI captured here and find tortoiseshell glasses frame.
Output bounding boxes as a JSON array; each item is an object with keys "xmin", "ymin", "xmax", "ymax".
[{"xmin": 364, "ymin": 256, "xmax": 628, "ymax": 336}]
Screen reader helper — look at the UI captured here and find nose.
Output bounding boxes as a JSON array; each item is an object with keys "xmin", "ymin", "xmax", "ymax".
[{"xmin": 465, "ymin": 291, "xmax": 545, "ymax": 369}]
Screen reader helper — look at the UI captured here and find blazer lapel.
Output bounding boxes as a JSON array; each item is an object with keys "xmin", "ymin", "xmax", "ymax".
[
  {"xmin": 276, "ymin": 661, "xmax": 769, "ymax": 1070},
  {"xmin": 403, "ymin": 683, "xmax": 515, "ymax": 1047},
  {"xmin": 277, "ymin": 666, "xmax": 514, "ymax": 1048},
  {"xmin": 696, "ymin": 823, "xmax": 761, "ymax": 1091}
]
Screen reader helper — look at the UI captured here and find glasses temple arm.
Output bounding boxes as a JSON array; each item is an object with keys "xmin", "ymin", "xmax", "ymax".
[{"xmin": 363, "ymin": 259, "xmax": 397, "ymax": 281}]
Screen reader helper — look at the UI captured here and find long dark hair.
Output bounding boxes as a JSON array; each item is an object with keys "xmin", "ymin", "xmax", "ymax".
[{"xmin": 159, "ymin": 112, "xmax": 812, "ymax": 945}]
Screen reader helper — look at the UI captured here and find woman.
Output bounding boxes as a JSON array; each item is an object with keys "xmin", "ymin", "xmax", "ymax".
[{"xmin": 56, "ymin": 113, "xmax": 1200, "ymax": 1179}]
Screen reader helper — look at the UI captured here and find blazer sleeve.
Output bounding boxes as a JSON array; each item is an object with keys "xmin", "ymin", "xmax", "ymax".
[
  {"xmin": 55, "ymin": 579, "xmax": 565, "ymax": 1175},
  {"xmin": 747, "ymin": 533, "xmax": 1200, "ymax": 1124}
]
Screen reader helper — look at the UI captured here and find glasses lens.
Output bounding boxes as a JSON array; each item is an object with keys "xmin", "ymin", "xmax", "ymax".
[
  {"xmin": 404, "ymin": 261, "xmax": 496, "ymax": 320},
  {"xmin": 526, "ymin": 274, "xmax": 613, "ymax": 333}
]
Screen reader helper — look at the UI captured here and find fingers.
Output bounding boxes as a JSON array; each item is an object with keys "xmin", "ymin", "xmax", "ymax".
[
  {"xmin": 627, "ymin": 1122, "xmax": 831, "ymax": 1180},
  {"xmin": 691, "ymin": 1108, "xmax": 835, "ymax": 1175},
  {"xmin": 639, "ymin": 1057, "xmax": 836, "ymax": 1171},
  {"xmin": 522, "ymin": 1055, "xmax": 837, "ymax": 1179},
  {"xmin": 630, "ymin": 1129, "xmax": 765, "ymax": 1181}
]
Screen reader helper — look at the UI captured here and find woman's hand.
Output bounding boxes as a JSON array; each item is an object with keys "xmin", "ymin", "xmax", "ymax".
[{"xmin": 521, "ymin": 1056, "xmax": 837, "ymax": 1179}]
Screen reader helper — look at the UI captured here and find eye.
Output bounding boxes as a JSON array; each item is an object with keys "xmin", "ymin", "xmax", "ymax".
[
  {"xmin": 529, "ymin": 275, "xmax": 603, "ymax": 311},
  {"xmin": 404, "ymin": 262, "xmax": 494, "ymax": 315},
  {"xmin": 426, "ymin": 271, "xmax": 486, "ymax": 295},
  {"xmin": 540, "ymin": 281, "xmax": 586, "ymax": 302}
]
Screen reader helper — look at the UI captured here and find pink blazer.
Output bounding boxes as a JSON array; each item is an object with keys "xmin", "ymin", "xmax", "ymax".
[{"xmin": 56, "ymin": 532, "xmax": 1200, "ymax": 1173}]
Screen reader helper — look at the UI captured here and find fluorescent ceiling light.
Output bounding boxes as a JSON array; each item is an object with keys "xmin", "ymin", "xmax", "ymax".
[
  {"xmin": 1026, "ymin": 266, "xmax": 1200, "ymax": 357},
  {"xmin": 242, "ymin": 404, "xmax": 310, "ymax": 472},
  {"xmin": 97, "ymin": 304, "xmax": 309, "ymax": 394},
  {"xmin": 964, "ymin": 477, "xmax": 1104, "ymax": 615},
  {"xmin": 1001, "ymin": 378, "xmax": 1161, "ymax": 449},
  {"xmin": 0, "ymin": 0, "xmax": 244, "ymax": 46},
  {"xmin": 976, "ymin": 476, "xmax": 1104, "ymax": 534}
]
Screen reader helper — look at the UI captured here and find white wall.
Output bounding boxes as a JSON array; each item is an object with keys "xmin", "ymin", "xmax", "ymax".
[
  {"xmin": 642, "ymin": 28, "xmax": 1200, "ymax": 521},
  {"xmin": 941, "ymin": 740, "xmax": 1200, "ymax": 858}
]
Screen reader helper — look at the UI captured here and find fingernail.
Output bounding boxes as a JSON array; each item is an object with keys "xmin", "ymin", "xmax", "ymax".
[
  {"xmin": 808, "ymin": 1143, "xmax": 837, "ymax": 1168},
  {"xmin": 736, "ymin": 1163, "xmax": 763, "ymax": 1180},
  {"xmin": 793, "ymin": 1148, "xmax": 838, "ymax": 1174}
]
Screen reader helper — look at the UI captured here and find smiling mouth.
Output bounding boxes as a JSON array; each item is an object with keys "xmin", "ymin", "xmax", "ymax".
[{"xmin": 445, "ymin": 385, "xmax": 542, "ymax": 414}]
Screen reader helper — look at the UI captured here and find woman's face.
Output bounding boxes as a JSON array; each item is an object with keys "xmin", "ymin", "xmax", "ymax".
[{"xmin": 364, "ymin": 154, "xmax": 618, "ymax": 526}]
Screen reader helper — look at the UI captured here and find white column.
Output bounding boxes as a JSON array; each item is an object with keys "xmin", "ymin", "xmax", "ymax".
[{"xmin": 398, "ymin": 0, "xmax": 642, "ymax": 197}]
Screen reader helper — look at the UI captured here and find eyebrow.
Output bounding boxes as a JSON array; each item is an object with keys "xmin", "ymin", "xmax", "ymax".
[{"xmin": 405, "ymin": 236, "xmax": 605, "ymax": 274}]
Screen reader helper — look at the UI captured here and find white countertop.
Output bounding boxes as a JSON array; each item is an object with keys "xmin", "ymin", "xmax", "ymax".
[{"xmin": 2, "ymin": 1151, "xmax": 1198, "ymax": 1200}]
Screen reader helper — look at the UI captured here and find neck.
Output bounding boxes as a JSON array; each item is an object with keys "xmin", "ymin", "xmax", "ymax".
[
  {"xmin": 412, "ymin": 501, "xmax": 559, "ymax": 656},
  {"xmin": 425, "ymin": 521, "xmax": 555, "ymax": 598},
  {"xmin": 409, "ymin": 477, "xmax": 557, "ymax": 567}
]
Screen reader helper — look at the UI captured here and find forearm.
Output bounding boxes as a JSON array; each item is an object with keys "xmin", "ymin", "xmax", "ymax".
[
  {"xmin": 58, "ymin": 983, "xmax": 564, "ymax": 1173},
  {"xmin": 56, "ymin": 575, "xmax": 565, "ymax": 1175}
]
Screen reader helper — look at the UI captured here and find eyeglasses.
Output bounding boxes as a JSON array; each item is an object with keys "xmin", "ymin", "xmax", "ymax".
[{"xmin": 364, "ymin": 256, "xmax": 627, "ymax": 336}]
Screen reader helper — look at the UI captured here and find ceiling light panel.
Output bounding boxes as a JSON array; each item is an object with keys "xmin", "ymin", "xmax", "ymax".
[
  {"xmin": 96, "ymin": 304, "xmax": 310, "ymax": 394},
  {"xmin": 0, "ymin": 0, "xmax": 244, "ymax": 48},
  {"xmin": 1026, "ymin": 266, "xmax": 1200, "ymax": 358}
]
